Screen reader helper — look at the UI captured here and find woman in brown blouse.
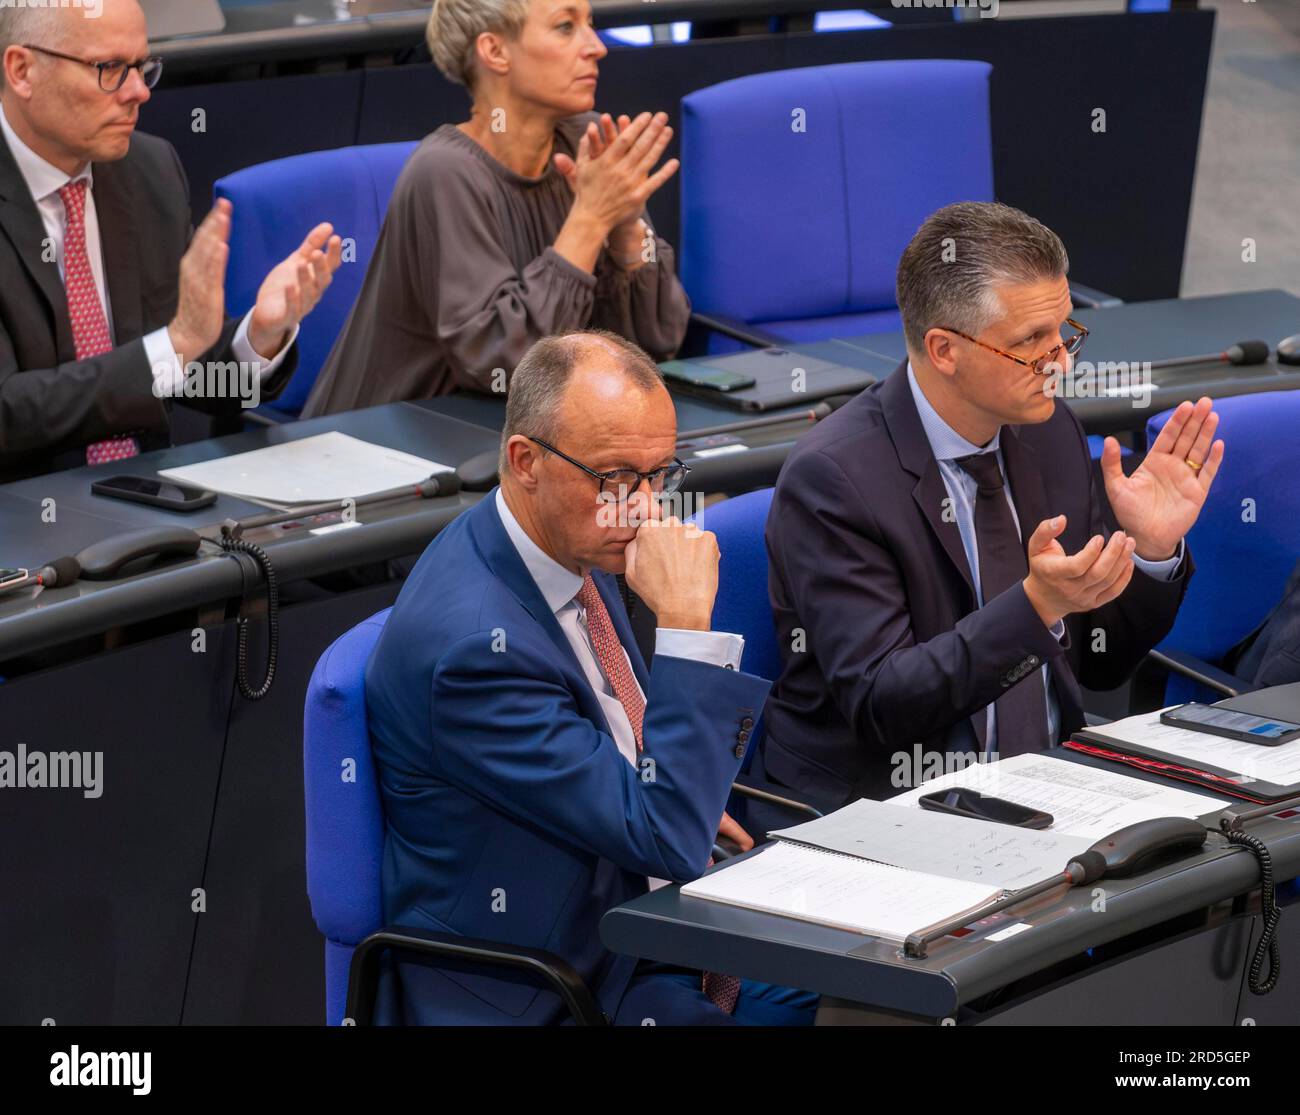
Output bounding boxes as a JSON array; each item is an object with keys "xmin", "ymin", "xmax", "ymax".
[{"xmin": 301, "ymin": 0, "xmax": 692, "ymax": 417}]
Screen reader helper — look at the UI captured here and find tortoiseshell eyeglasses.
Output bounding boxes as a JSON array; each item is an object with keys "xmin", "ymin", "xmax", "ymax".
[{"xmin": 941, "ymin": 318, "xmax": 1090, "ymax": 375}]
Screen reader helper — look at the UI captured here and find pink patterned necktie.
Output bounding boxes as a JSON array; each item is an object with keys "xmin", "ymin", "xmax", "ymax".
[
  {"xmin": 575, "ymin": 575, "xmax": 742, "ymax": 1016},
  {"xmin": 59, "ymin": 180, "xmax": 140, "ymax": 466}
]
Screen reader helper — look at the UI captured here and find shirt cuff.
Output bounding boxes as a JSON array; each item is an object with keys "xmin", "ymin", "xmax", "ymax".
[
  {"xmin": 1133, "ymin": 538, "xmax": 1185, "ymax": 581},
  {"xmin": 144, "ymin": 326, "xmax": 184, "ymax": 399},
  {"xmin": 655, "ymin": 629, "xmax": 745, "ymax": 671},
  {"xmin": 233, "ymin": 312, "xmax": 298, "ymax": 379}
]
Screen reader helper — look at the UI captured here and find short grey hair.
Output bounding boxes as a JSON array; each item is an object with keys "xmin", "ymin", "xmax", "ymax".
[
  {"xmin": 0, "ymin": 8, "xmax": 71, "ymax": 75},
  {"xmin": 896, "ymin": 201, "xmax": 1070, "ymax": 355},
  {"xmin": 500, "ymin": 331, "xmax": 665, "ymax": 475},
  {"xmin": 427, "ymin": 0, "xmax": 530, "ymax": 90}
]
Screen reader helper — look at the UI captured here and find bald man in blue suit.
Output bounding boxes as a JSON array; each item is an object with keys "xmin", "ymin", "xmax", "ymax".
[{"xmin": 365, "ymin": 330, "xmax": 817, "ymax": 1026}]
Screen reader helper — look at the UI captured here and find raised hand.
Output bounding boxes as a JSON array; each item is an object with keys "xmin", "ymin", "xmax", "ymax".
[
  {"xmin": 248, "ymin": 222, "xmax": 345, "ymax": 359},
  {"xmin": 169, "ymin": 199, "xmax": 232, "ymax": 366},
  {"xmin": 554, "ymin": 111, "xmax": 679, "ymax": 237},
  {"xmin": 1101, "ymin": 396, "xmax": 1224, "ymax": 560},
  {"xmin": 623, "ymin": 516, "xmax": 719, "ymax": 633},
  {"xmin": 1022, "ymin": 516, "xmax": 1138, "ymax": 627}
]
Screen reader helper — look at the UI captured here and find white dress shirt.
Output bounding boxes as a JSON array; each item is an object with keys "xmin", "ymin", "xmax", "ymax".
[
  {"xmin": 905, "ymin": 363, "xmax": 1183, "ymax": 752},
  {"xmin": 495, "ymin": 488, "xmax": 745, "ymax": 768},
  {"xmin": 0, "ymin": 105, "xmax": 294, "ymax": 400}
]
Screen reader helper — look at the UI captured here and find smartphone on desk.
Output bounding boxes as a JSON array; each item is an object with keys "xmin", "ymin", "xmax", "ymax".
[
  {"xmin": 91, "ymin": 475, "xmax": 217, "ymax": 512},
  {"xmin": 660, "ymin": 360, "xmax": 756, "ymax": 393},
  {"xmin": 1160, "ymin": 702, "xmax": 1300, "ymax": 746},
  {"xmin": 918, "ymin": 787, "xmax": 1054, "ymax": 829}
]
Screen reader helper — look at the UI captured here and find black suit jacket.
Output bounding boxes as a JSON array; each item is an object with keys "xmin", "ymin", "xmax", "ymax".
[
  {"xmin": 762, "ymin": 364, "xmax": 1193, "ymax": 805},
  {"xmin": 0, "ymin": 129, "xmax": 296, "ymax": 483}
]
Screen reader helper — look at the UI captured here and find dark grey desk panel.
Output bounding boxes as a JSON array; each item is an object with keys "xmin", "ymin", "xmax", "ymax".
[
  {"xmin": 833, "ymin": 289, "xmax": 1300, "ymax": 433},
  {"xmin": 0, "ymin": 405, "xmax": 497, "ymax": 660},
  {"xmin": 602, "ymin": 732, "xmax": 1300, "ymax": 1017},
  {"xmin": 0, "ymin": 491, "xmax": 140, "ymax": 569},
  {"xmin": 0, "ymin": 402, "xmax": 492, "ymax": 530},
  {"xmin": 1220, "ymin": 682, "xmax": 1300, "ymax": 722}
]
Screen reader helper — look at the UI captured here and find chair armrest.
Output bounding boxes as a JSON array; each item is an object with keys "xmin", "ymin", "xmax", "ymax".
[
  {"xmin": 1068, "ymin": 282, "xmax": 1124, "ymax": 310},
  {"xmin": 345, "ymin": 925, "xmax": 609, "ymax": 1026},
  {"xmin": 689, "ymin": 311, "xmax": 789, "ymax": 349},
  {"xmin": 730, "ymin": 779, "xmax": 824, "ymax": 820},
  {"xmin": 1146, "ymin": 648, "xmax": 1257, "ymax": 699}
]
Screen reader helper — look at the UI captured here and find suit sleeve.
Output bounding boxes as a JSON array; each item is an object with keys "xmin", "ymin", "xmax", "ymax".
[
  {"xmin": 427, "ymin": 631, "xmax": 767, "ymax": 881},
  {"xmin": 768, "ymin": 448, "xmax": 1065, "ymax": 751},
  {"xmin": 1070, "ymin": 411, "xmax": 1193, "ymax": 689},
  {"xmin": 0, "ymin": 330, "xmax": 169, "ymax": 461}
]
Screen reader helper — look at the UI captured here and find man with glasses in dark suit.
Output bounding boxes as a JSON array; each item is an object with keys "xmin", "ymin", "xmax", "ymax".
[
  {"xmin": 0, "ymin": 0, "xmax": 342, "ymax": 481},
  {"xmin": 762, "ymin": 201, "xmax": 1225, "ymax": 806},
  {"xmin": 365, "ymin": 329, "xmax": 818, "ymax": 1025}
]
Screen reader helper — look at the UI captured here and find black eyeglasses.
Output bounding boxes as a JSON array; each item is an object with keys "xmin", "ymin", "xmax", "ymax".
[
  {"xmin": 527, "ymin": 436, "xmax": 690, "ymax": 505},
  {"xmin": 24, "ymin": 44, "xmax": 164, "ymax": 93}
]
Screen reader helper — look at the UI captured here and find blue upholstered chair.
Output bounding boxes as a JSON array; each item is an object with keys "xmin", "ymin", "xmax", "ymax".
[
  {"xmin": 214, "ymin": 142, "xmax": 419, "ymax": 420},
  {"xmin": 304, "ymin": 608, "xmax": 605, "ymax": 1026},
  {"xmin": 1144, "ymin": 391, "xmax": 1300, "ymax": 702},
  {"xmin": 679, "ymin": 60, "xmax": 995, "ymax": 347}
]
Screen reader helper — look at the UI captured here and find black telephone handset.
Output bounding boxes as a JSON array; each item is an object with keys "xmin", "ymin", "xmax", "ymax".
[{"xmin": 74, "ymin": 526, "xmax": 201, "ymax": 581}]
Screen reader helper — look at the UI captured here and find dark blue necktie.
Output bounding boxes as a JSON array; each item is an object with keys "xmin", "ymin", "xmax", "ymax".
[{"xmin": 955, "ymin": 451, "xmax": 1050, "ymax": 757}]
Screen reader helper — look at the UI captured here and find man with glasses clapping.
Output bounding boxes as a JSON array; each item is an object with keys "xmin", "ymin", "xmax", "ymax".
[
  {"xmin": 762, "ymin": 202, "xmax": 1224, "ymax": 806},
  {"xmin": 0, "ymin": 0, "xmax": 342, "ymax": 481}
]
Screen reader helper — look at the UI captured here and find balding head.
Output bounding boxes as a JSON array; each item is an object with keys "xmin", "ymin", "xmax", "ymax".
[
  {"xmin": 499, "ymin": 330, "xmax": 678, "ymax": 576},
  {"xmin": 499, "ymin": 330, "xmax": 666, "ymax": 474},
  {"xmin": 2, "ymin": 0, "xmax": 151, "ymax": 175}
]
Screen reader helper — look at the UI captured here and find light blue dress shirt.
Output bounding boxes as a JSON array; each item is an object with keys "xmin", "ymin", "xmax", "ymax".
[{"xmin": 905, "ymin": 363, "xmax": 1182, "ymax": 753}]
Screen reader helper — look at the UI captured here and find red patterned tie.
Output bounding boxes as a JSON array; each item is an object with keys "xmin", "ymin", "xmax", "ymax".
[
  {"xmin": 59, "ymin": 180, "xmax": 140, "ymax": 465},
  {"xmin": 576, "ymin": 575, "xmax": 742, "ymax": 1015}
]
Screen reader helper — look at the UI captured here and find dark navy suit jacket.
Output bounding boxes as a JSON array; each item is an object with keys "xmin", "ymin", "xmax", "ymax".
[
  {"xmin": 365, "ymin": 492, "xmax": 769, "ymax": 1024},
  {"xmin": 763, "ymin": 364, "xmax": 1192, "ymax": 805}
]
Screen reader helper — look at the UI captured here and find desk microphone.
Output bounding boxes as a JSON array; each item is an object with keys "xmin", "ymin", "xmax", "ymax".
[
  {"xmin": 0, "ymin": 555, "xmax": 82, "ymax": 597},
  {"xmin": 678, "ymin": 393, "xmax": 857, "ymax": 444},
  {"xmin": 903, "ymin": 817, "xmax": 1206, "ymax": 958},
  {"xmin": 1146, "ymin": 340, "xmax": 1269, "ymax": 372}
]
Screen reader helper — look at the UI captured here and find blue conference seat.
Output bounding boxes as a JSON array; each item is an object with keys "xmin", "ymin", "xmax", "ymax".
[
  {"xmin": 689, "ymin": 489, "xmax": 780, "ymax": 770},
  {"xmin": 304, "ymin": 608, "xmax": 604, "ymax": 1025},
  {"xmin": 1145, "ymin": 391, "xmax": 1300, "ymax": 703},
  {"xmin": 680, "ymin": 60, "xmax": 994, "ymax": 347},
  {"xmin": 215, "ymin": 142, "xmax": 419, "ymax": 420}
]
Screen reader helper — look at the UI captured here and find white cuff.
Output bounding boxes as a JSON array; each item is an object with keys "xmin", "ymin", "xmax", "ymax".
[
  {"xmin": 1133, "ymin": 538, "xmax": 1185, "ymax": 582},
  {"xmin": 233, "ymin": 311, "xmax": 298, "ymax": 379},
  {"xmin": 144, "ymin": 326, "xmax": 184, "ymax": 399},
  {"xmin": 655, "ymin": 628, "xmax": 745, "ymax": 671}
]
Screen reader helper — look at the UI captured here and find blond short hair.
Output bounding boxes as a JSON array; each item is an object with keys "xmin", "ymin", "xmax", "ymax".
[{"xmin": 426, "ymin": 0, "xmax": 530, "ymax": 90}]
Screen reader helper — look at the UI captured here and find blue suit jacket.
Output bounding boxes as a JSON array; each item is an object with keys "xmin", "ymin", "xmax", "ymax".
[{"xmin": 365, "ymin": 492, "xmax": 769, "ymax": 1024}]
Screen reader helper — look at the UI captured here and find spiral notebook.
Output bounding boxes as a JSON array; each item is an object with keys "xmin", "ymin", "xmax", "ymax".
[
  {"xmin": 680, "ymin": 799, "xmax": 1086, "ymax": 940},
  {"xmin": 680, "ymin": 842, "xmax": 1002, "ymax": 940}
]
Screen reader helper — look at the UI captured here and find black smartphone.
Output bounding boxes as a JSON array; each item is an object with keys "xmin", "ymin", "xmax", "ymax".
[
  {"xmin": 91, "ymin": 475, "xmax": 217, "ymax": 512},
  {"xmin": 1159, "ymin": 703, "xmax": 1300, "ymax": 746},
  {"xmin": 659, "ymin": 360, "xmax": 757, "ymax": 393},
  {"xmin": 918, "ymin": 788, "xmax": 1054, "ymax": 829}
]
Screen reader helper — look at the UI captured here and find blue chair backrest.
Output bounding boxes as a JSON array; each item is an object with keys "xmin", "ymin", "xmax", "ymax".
[
  {"xmin": 690, "ymin": 489, "xmax": 779, "ymax": 765},
  {"xmin": 679, "ymin": 59, "xmax": 993, "ymax": 326},
  {"xmin": 1147, "ymin": 392, "xmax": 1300, "ymax": 698},
  {"xmin": 304, "ymin": 607, "xmax": 392, "ymax": 1025},
  {"xmin": 215, "ymin": 142, "xmax": 419, "ymax": 417}
]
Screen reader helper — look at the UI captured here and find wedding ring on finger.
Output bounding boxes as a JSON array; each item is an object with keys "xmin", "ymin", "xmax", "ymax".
[{"xmin": 1185, "ymin": 456, "xmax": 1203, "ymax": 472}]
